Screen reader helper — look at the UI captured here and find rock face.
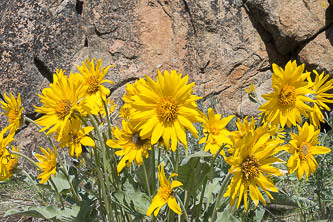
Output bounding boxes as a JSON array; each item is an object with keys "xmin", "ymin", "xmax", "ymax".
[{"xmin": 1, "ymin": 0, "xmax": 333, "ymax": 149}]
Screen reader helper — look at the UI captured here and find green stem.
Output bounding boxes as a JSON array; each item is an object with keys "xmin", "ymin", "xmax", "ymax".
[
  {"xmin": 142, "ymin": 160, "xmax": 152, "ymax": 198},
  {"xmin": 180, "ymin": 191, "xmax": 190, "ymax": 222},
  {"xmin": 209, "ymin": 144, "xmax": 225, "ymax": 166},
  {"xmin": 152, "ymin": 147, "xmax": 156, "ymax": 196},
  {"xmin": 59, "ymin": 167, "xmax": 81, "ymax": 202},
  {"xmin": 175, "ymin": 194, "xmax": 189, "ymax": 222},
  {"xmin": 175, "ymin": 149, "xmax": 179, "ymax": 173},
  {"xmin": 157, "ymin": 148, "xmax": 161, "ymax": 168},
  {"xmin": 22, "ymin": 170, "xmax": 48, "ymax": 205},
  {"xmin": 211, "ymin": 173, "xmax": 232, "ymax": 221},
  {"xmin": 10, "ymin": 150, "xmax": 40, "ymax": 169},
  {"xmin": 49, "ymin": 176, "xmax": 64, "ymax": 208},
  {"xmin": 90, "ymin": 115, "xmax": 115, "ymax": 222},
  {"xmin": 195, "ymin": 177, "xmax": 208, "ymax": 222}
]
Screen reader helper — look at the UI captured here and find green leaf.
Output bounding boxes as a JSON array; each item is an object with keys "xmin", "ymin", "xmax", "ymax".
[
  {"xmin": 180, "ymin": 151, "xmax": 212, "ymax": 165},
  {"xmin": 112, "ymin": 181, "xmax": 150, "ymax": 219},
  {"xmin": 216, "ymin": 209, "xmax": 239, "ymax": 222},
  {"xmin": 254, "ymin": 207, "xmax": 265, "ymax": 222},
  {"xmin": 50, "ymin": 171, "xmax": 72, "ymax": 193},
  {"xmin": 178, "ymin": 151, "xmax": 212, "ymax": 193},
  {"xmin": 4, "ymin": 202, "xmax": 96, "ymax": 222},
  {"xmin": 5, "ymin": 206, "xmax": 60, "ymax": 220}
]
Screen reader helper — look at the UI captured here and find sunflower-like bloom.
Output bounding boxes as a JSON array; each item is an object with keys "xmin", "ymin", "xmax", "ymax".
[
  {"xmin": 199, "ymin": 108, "xmax": 234, "ymax": 155},
  {"xmin": 60, "ymin": 118, "xmax": 95, "ymax": 158},
  {"xmin": 0, "ymin": 145, "xmax": 19, "ymax": 181},
  {"xmin": 307, "ymin": 70, "xmax": 333, "ymax": 129},
  {"xmin": 75, "ymin": 58, "xmax": 114, "ymax": 115},
  {"xmin": 35, "ymin": 147, "xmax": 57, "ymax": 184},
  {"xmin": 0, "ymin": 91, "xmax": 24, "ymax": 134},
  {"xmin": 286, "ymin": 122, "xmax": 331, "ymax": 180},
  {"xmin": 0, "ymin": 127, "xmax": 15, "ymax": 180},
  {"xmin": 126, "ymin": 70, "xmax": 203, "ymax": 151},
  {"xmin": 35, "ymin": 69, "xmax": 86, "ymax": 141},
  {"xmin": 259, "ymin": 61, "xmax": 313, "ymax": 128},
  {"xmin": 147, "ymin": 163, "xmax": 183, "ymax": 216},
  {"xmin": 106, "ymin": 121, "xmax": 151, "ymax": 173},
  {"xmin": 224, "ymin": 128, "xmax": 285, "ymax": 211}
]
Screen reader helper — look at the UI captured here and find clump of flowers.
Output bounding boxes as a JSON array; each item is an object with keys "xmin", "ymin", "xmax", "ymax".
[{"xmin": 2, "ymin": 58, "xmax": 332, "ymax": 222}]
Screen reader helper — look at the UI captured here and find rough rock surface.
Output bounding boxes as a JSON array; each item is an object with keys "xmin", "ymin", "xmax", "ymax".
[{"xmin": 1, "ymin": 0, "xmax": 333, "ymax": 153}]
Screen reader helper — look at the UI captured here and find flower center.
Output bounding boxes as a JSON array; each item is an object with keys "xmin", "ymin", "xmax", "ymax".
[
  {"xmin": 209, "ymin": 124, "xmax": 220, "ymax": 136},
  {"xmin": 278, "ymin": 85, "xmax": 296, "ymax": 106},
  {"xmin": 242, "ymin": 155, "xmax": 261, "ymax": 180},
  {"xmin": 56, "ymin": 100, "xmax": 72, "ymax": 120},
  {"xmin": 299, "ymin": 143, "xmax": 310, "ymax": 160},
  {"xmin": 8, "ymin": 109, "xmax": 19, "ymax": 124},
  {"xmin": 45, "ymin": 159, "xmax": 56, "ymax": 172},
  {"xmin": 159, "ymin": 185, "xmax": 172, "ymax": 200},
  {"xmin": 157, "ymin": 97, "xmax": 178, "ymax": 124},
  {"xmin": 87, "ymin": 75, "xmax": 100, "ymax": 94}
]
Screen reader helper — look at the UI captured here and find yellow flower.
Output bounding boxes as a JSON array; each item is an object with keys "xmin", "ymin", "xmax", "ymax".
[
  {"xmin": 199, "ymin": 108, "xmax": 234, "ymax": 155},
  {"xmin": 60, "ymin": 118, "xmax": 95, "ymax": 158},
  {"xmin": 106, "ymin": 121, "xmax": 151, "ymax": 173},
  {"xmin": 126, "ymin": 70, "xmax": 203, "ymax": 151},
  {"xmin": 119, "ymin": 104, "xmax": 132, "ymax": 121},
  {"xmin": 228, "ymin": 117, "xmax": 256, "ymax": 155},
  {"xmin": 35, "ymin": 69, "xmax": 85, "ymax": 141},
  {"xmin": 0, "ymin": 91, "xmax": 23, "ymax": 134},
  {"xmin": 224, "ymin": 128, "xmax": 285, "ymax": 210},
  {"xmin": 0, "ymin": 128, "xmax": 15, "ymax": 180},
  {"xmin": 0, "ymin": 145, "xmax": 19, "ymax": 181},
  {"xmin": 259, "ymin": 61, "xmax": 313, "ymax": 128},
  {"xmin": 35, "ymin": 147, "xmax": 57, "ymax": 184},
  {"xmin": 75, "ymin": 58, "xmax": 114, "ymax": 115},
  {"xmin": 307, "ymin": 70, "xmax": 333, "ymax": 129},
  {"xmin": 147, "ymin": 163, "xmax": 183, "ymax": 216},
  {"xmin": 286, "ymin": 122, "xmax": 331, "ymax": 180},
  {"xmin": 245, "ymin": 83, "xmax": 255, "ymax": 94}
]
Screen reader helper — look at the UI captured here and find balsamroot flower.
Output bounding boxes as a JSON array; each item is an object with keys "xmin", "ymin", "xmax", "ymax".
[
  {"xmin": 0, "ymin": 145, "xmax": 19, "ymax": 181},
  {"xmin": 286, "ymin": 122, "xmax": 331, "ymax": 180},
  {"xmin": 35, "ymin": 147, "xmax": 57, "ymax": 184},
  {"xmin": 106, "ymin": 121, "xmax": 151, "ymax": 174},
  {"xmin": 0, "ymin": 91, "xmax": 23, "ymax": 134},
  {"xmin": 224, "ymin": 127, "xmax": 285, "ymax": 210},
  {"xmin": 75, "ymin": 58, "xmax": 114, "ymax": 115},
  {"xmin": 126, "ymin": 70, "xmax": 203, "ymax": 151},
  {"xmin": 147, "ymin": 163, "xmax": 183, "ymax": 216},
  {"xmin": 307, "ymin": 70, "xmax": 333, "ymax": 129},
  {"xmin": 259, "ymin": 61, "xmax": 313, "ymax": 127},
  {"xmin": 60, "ymin": 118, "xmax": 95, "ymax": 158},
  {"xmin": 199, "ymin": 108, "xmax": 234, "ymax": 155},
  {"xmin": 35, "ymin": 69, "xmax": 85, "ymax": 141},
  {"xmin": 0, "ymin": 127, "xmax": 15, "ymax": 181}
]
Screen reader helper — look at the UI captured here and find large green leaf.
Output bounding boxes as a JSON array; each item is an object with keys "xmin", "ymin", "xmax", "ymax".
[
  {"xmin": 216, "ymin": 209, "xmax": 239, "ymax": 222},
  {"xmin": 112, "ymin": 181, "xmax": 150, "ymax": 220},
  {"xmin": 50, "ymin": 172, "xmax": 72, "ymax": 193},
  {"xmin": 5, "ymin": 201, "xmax": 97, "ymax": 222},
  {"xmin": 177, "ymin": 151, "xmax": 212, "ymax": 193}
]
